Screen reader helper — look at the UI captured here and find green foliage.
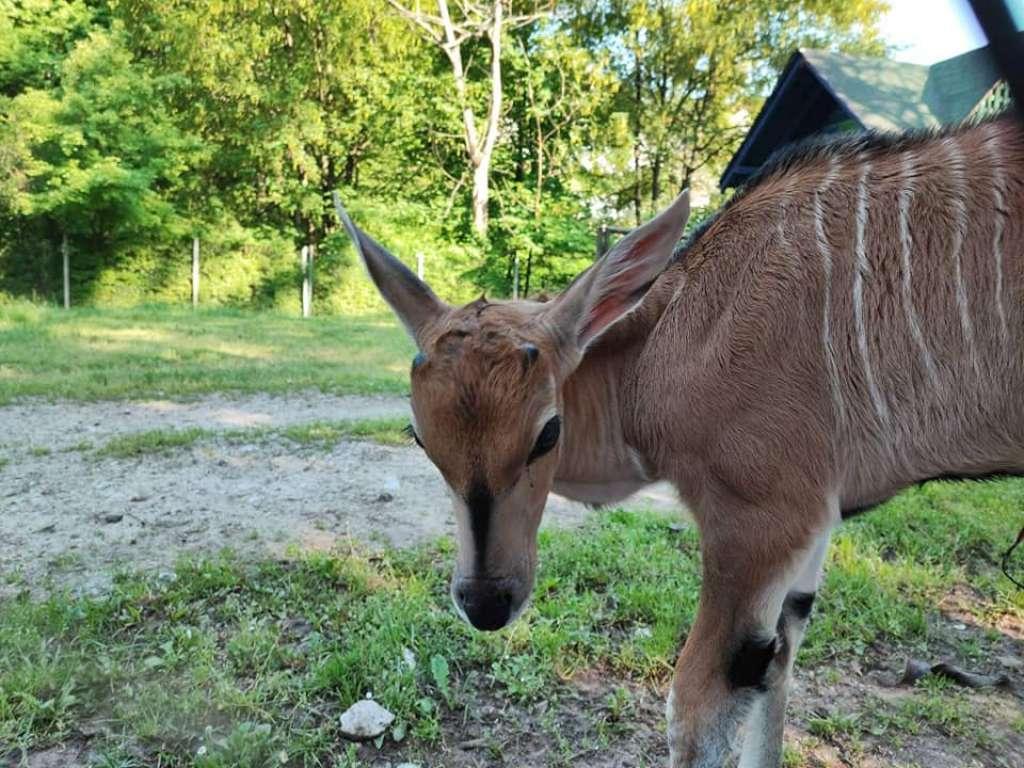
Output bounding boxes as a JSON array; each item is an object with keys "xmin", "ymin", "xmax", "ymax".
[{"xmin": 0, "ymin": 1, "xmax": 888, "ymax": 306}]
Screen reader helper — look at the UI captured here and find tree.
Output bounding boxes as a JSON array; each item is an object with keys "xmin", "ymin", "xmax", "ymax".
[
  {"xmin": 389, "ymin": 0, "xmax": 553, "ymax": 236},
  {"xmin": 568, "ymin": 0, "xmax": 887, "ymax": 222},
  {"xmin": 117, "ymin": 0, "xmax": 438, "ymax": 245},
  {"xmin": 3, "ymin": 26, "xmax": 197, "ymax": 266}
]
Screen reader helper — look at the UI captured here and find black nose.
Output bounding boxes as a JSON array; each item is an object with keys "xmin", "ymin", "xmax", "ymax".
[{"xmin": 455, "ymin": 580, "xmax": 513, "ymax": 631}]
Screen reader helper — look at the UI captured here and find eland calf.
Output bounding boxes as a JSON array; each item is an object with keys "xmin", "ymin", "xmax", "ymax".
[{"xmin": 335, "ymin": 115, "xmax": 1024, "ymax": 767}]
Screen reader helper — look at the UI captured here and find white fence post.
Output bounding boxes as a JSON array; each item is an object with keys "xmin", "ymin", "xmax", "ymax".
[
  {"xmin": 416, "ymin": 251, "xmax": 424, "ymax": 280},
  {"xmin": 191, "ymin": 236, "xmax": 200, "ymax": 307},
  {"xmin": 301, "ymin": 245, "xmax": 312, "ymax": 318},
  {"xmin": 512, "ymin": 253, "xmax": 519, "ymax": 300}
]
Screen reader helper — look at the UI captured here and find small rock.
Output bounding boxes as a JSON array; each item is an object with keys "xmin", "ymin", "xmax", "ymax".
[
  {"xmin": 129, "ymin": 495, "xmax": 149, "ymax": 503},
  {"xmin": 376, "ymin": 492, "xmax": 394, "ymax": 503},
  {"xmin": 402, "ymin": 647, "xmax": 416, "ymax": 670},
  {"xmin": 35, "ymin": 523, "xmax": 57, "ymax": 534},
  {"xmin": 280, "ymin": 617, "xmax": 313, "ymax": 640},
  {"xmin": 396, "ymin": 763, "xmax": 421, "ymax": 768},
  {"xmin": 998, "ymin": 655, "xmax": 1023, "ymax": 670},
  {"xmin": 668, "ymin": 522, "xmax": 686, "ymax": 533},
  {"xmin": 102, "ymin": 513, "xmax": 124, "ymax": 524},
  {"xmin": 339, "ymin": 699, "xmax": 395, "ymax": 741}
]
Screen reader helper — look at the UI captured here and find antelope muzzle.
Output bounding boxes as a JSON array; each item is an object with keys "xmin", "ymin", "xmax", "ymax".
[{"xmin": 451, "ymin": 575, "xmax": 529, "ymax": 631}]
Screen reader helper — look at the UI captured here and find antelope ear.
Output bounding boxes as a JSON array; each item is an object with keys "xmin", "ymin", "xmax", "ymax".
[
  {"xmin": 334, "ymin": 192, "xmax": 448, "ymax": 347},
  {"xmin": 546, "ymin": 190, "xmax": 689, "ymax": 356}
]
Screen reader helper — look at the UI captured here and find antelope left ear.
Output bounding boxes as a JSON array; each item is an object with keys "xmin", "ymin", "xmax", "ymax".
[
  {"xmin": 546, "ymin": 190, "xmax": 690, "ymax": 356},
  {"xmin": 333, "ymin": 191, "xmax": 448, "ymax": 348}
]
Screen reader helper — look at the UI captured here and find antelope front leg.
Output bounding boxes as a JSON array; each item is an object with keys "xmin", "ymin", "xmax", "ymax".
[
  {"xmin": 667, "ymin": 503, "xmax": 832, "ymax": 768},
  {"xmin": 737, "ymin": 530, "xmax": 831, "ymax": 768}
]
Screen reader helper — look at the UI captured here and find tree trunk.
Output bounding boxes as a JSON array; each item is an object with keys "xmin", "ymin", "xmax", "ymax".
[
  {"xmin": 472, "ymin": 157, "xmax": 490, "ymax": 235},
  {"xmin": 633, "ymin": 143, "xmax": 642, "ymax": 227},
  {"xmin": 651, "ymin": 153, "xmax": 662, "ymax": 212},
  {"xmin": 632, "ymin": 39, "xmax": 643, "ymax": 227}
]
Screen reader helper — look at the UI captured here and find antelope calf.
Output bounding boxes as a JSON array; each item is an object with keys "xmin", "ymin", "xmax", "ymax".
[{"xmin": 336, "ymin": 115, "xmax": 1024, "ymax": 767}]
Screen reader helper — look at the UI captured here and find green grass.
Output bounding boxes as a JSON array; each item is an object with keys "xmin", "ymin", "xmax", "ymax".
[
  {"xmin": 278, "ymin": 418, "xmax": 409, "ymax": 447},
  {"xmin": 2, "ymin": 481, "xmax": 1022, "ymax": 766},
  {"xmin": 93, "ymin": 418, "xmax": 412, "ymax": 458},
  {"xmin": 0, "ymin": 302, "xmax": 413, "ymax": 403},
  {"xmin": 96, "ymin": 427, "xmax": 211, "ymax": 458}
]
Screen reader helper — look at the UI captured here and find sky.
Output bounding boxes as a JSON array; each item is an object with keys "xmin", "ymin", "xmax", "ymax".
[{"xmin": 880, "ymin": 0, "xmax": 989, "ymax": 64}]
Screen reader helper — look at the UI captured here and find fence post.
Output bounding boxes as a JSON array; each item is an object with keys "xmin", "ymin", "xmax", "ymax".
[
  {"xmin": 301, "ymin": 245, "xmax": 312, "ymax": 318},
  {"xmin": 512, "ymin": 253, "xmax": 520, "ymax": 300},
  {"xmin": 416, "ymin": 251, "xmax": 424, "ymax": 280},
  {"xmin": 191, "ymin": 236, "xmax": 200, "ymax": 307},
  {"xmin": 596, "ymin": 225, "xmax": 607, "ymax": 259},
  {"xmin": 62, "ymin": 234, "xmax": 70, "ymax": 309}
]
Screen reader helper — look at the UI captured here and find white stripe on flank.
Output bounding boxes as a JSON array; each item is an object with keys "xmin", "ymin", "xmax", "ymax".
[
  {"xmin": 946, "ymin": 138, "xmax": 979, "ymax": 374},
  {"xmin": 984, "ymin": 125, "xmax": 1010, "ymax": 345},
  {"xmin": 853, "ymin": 162, "xmax": 891, "ymax": 426},
  {"xmin": 814, "ymin": 159, "xmax": 846, "ymax": 426},
  {"xmin": 898, "ymin": 152, "xmax": 940, "ymax": 388}
]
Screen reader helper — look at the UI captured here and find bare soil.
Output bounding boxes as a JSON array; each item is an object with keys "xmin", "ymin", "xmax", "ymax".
[{"xmin": 0, "ymin": 393, "xmax": 679, "ymax": 597}]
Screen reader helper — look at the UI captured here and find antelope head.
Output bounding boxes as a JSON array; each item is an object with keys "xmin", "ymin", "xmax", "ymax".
[{"xmin": 336, "ymin": 192, "xmax": 689, "ymax": 631}]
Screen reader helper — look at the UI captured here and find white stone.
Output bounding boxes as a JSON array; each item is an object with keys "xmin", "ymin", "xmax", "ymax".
[{"xmin": 339, "ymin": 699, "xmax": 395, "ymax": 741}]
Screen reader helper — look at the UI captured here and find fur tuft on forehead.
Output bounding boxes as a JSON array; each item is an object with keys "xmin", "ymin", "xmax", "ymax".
[{"xmin": 415, "ymin": 301, "xmax": 552, "ymax": 425}]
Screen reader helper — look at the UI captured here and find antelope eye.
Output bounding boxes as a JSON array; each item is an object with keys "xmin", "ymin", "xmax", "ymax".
[
  {"xmin": 404, "ymin": 423, "xmax": 425, "ymax": 449},
  {"xmin": 527, "ymin": 416, "xmax": 561, "ymax": 465}
]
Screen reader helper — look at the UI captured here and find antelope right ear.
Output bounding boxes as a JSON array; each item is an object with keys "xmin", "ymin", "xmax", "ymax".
[
  {"xmin": 334, "ymin": 192, "xmax": 448, "ymax": 348},
  {"xmin": 544, "ymin": 190, "xmax": 689, "ymax": 360}
]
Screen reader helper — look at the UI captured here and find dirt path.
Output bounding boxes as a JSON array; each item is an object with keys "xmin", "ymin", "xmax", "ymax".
[{"xmin": 0, "ymin": 393, "xmax": 680, "ymax": 596}]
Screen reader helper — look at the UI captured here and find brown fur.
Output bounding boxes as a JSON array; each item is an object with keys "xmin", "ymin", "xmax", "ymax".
[{"xmin": 343, "ymin": 115, "xmax": 1024, "ymax": 767}]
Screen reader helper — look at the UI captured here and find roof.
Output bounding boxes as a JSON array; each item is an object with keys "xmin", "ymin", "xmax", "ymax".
[
  {"xmin": 802, "ymin": 45, "xmax": 1002, "ymax": 132},
  {"xmin": 800, "ymin": 50, "xmax": 936, "ymax": 132},
  {"xmin": 720, "ymin": 38, "xmax": 1018, "ymax": 189}
]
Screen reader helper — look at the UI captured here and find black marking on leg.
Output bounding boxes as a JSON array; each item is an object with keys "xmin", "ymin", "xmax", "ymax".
[
  {"xmin": 727, "ymin": 633, "xmax": 778, "ymax": 691},
  {"xmin": 466, "ymin": 480, "xmax": 493, "ymax": 570},
  {"xmin": 785, "ymin": 591, "xmax": 816, "ymax": 621}
]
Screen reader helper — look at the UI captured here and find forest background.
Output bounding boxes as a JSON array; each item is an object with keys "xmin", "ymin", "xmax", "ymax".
[{"xmin": 0, "ymin": 0, "xmax": 887, "ymax": 313}]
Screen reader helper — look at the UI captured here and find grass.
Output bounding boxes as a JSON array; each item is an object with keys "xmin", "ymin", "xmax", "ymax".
[
  {"xmin": 278, "ymin": 419, "xmax": 410, "ymax": 447},
  {"xmin": 0, "ymin": 302, "xmax": 413, "ymax": 404},
  {"xmin": 2, "ymin": 480, "xmax": 1022, "ymax": 766},
  {"xmin": 96, "ymin": 427, "xmax": 211, "ymax": 458},
  {"xmin": 93, "ymin": 418, "xmax": 412, "ymax": 458}
]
